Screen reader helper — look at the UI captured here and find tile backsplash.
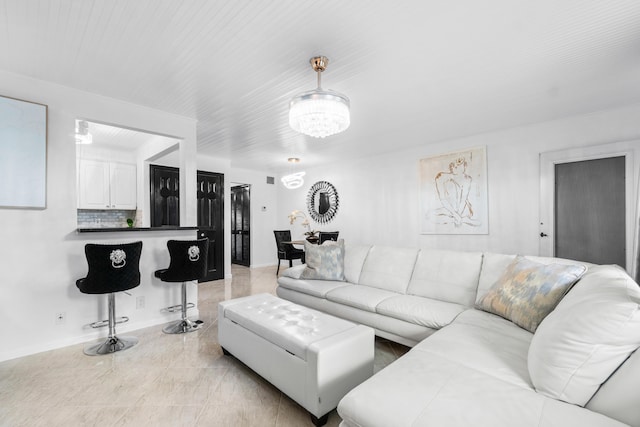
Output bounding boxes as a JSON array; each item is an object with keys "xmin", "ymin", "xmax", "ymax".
[{"xmin": 77, "ymin": 209, "xmax": 137, "ymax": 228}]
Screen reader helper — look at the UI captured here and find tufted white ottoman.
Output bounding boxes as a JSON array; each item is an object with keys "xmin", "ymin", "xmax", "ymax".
[{"xmin": 218, "ymin": 293, "xmax": 374, "ymax": 426}]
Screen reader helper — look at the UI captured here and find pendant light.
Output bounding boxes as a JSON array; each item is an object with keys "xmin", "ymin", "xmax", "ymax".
[
  {"xmin": 75, "ymin": 120, "xmax": 93, "ymax": 145},
  {"xmin": 281, "ymin": 157, "xmax": 306, "ymax": 189}
]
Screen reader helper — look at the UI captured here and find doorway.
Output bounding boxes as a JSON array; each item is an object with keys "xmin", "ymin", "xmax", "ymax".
[
  {"xmin": 197, "ymin": 171, "xmax": 225, "ymax": 281},
  {"xmin": 231, "ymin": 184, "xmax": 251, "ymax": 266},
  {"xmin": 539, "ymin": 144, "xmax": 634, "ymax": 271}
]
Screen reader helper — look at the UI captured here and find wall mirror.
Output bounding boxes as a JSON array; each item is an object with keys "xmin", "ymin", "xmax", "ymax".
[
  {"xmin": 0, "ymin": 95, "xmax": 47, "ymax": 209},
  {"xmin": 306, "ymin": 181, "xmax": 339, "ymax": 224}
]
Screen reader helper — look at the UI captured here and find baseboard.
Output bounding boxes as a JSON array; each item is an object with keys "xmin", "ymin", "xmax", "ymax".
[
  {"xmin": 249, "ymin": 263, "xmax": 278, "ymax": 268},
  {"xmin": 0, "ymin": 309, "xmax": 196, "ymax": 363}
]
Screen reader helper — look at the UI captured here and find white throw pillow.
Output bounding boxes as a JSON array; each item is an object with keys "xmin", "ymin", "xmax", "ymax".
[
  {"xmin": 527, "ymin": 265, "xmax": 640, "ymax": 406},
  {"xmin": 300, "ymin": 239, "xmax": 346, "ymax": 281}
]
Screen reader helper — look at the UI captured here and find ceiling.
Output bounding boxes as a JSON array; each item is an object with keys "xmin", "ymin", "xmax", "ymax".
[
  {"xmin": 82, "ymin": 121, "xmax": 179, "ymax": 152},
  {"xmin": 3, "ymin": 1, "xmax": 640, "ymax": 173}
]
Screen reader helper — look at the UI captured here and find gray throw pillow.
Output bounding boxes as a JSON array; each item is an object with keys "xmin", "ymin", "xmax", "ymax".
[
  {"xmin": 300, "ymin": 239, "xmax": 345, "ymax": 281},
  {"xmin": 475, "ymin": 256, "xmax": 586, "ymax": 332}
]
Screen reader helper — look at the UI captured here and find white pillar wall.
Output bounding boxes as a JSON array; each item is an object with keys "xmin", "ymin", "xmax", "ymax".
[
  {"xmin": 0, "ymin": 70, "xmax": 198, "ymax": 362},
  {"xmin": 196, "ymin": 156, "xmax": 280, "ymax": 272}
]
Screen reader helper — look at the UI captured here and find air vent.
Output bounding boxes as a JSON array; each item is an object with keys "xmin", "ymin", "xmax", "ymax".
[{"xmin": 266, "ymin": 176, "xmax": 275, "ymax": 184}]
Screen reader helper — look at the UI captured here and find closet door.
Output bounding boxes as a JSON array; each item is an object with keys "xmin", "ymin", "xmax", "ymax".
[
  {"xmin": 150, "ymin": 164, "xmax": 179, "ymax": 227},
  {"xmin": 197, "ymin": 171, "xmax": 224, "ymax": 281},
  {"xmin": 231, "ymin": 184, "xmax": 251, "ymax": 267}
]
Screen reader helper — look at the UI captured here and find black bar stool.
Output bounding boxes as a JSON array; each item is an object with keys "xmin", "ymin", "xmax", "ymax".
[
  {"xmin": 76, "ymin": 241, "xmax": 143, "ymax": 356},
  {"xmin": 155, "ymin": 238, "xmax": 209, "ymax": 334}
]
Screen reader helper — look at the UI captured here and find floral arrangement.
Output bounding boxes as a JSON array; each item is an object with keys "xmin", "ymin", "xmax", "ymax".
[{"xmin": 288, "ymin": 209, "xmax": 318, "ymax": 239}]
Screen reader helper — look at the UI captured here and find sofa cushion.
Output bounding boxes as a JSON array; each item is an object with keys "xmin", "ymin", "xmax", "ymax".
[
  {"xmin": 338, "ymin": 309, "xmax": 624, "ymax": 427},
  {"xmin": 358, "ymin": 246, "xmax": 419, "ymax": 293},
  {"xmin": 476, "ymin": 256, "xmax": 586, "ymax": 332},
  {"xmin": 344, "ymin": 244, "xmax": 371, "ymax": 284},
  {"xmin": 376, "ymin": 295, "xmax": 466, "ymax": 329},
  {"xmin": 528, "ymin": 264, "xmax": 640, "ymax": 407},
  {"xmin": 300, "ymin": 239, "xmax": 345, "ymax": 281},
  {"xmin": 476, "ymin": 252, "xmax": 516, "ymax": 302},
  {"xmin": 277, "ymin": 276, "xmax": 351, "ymax": 298},
  {"xmin": 419, "ymin": 309, "xmax": 534, "ymax": 388},
  {"xmin": 339, "ymin": 352, "xmax": 626, "ymax": 427},
  {"xmin": 279, "ymin": 262, "xmax": 350, "ymax": 298},
  {"xmin": 281, "ymin": 264, "xmax": 305, "ymax": 279},
  {"xmin": 586, "ymin": 348, "xmax": 640, "ymax": 427},
  {"xmin": 326, "ymin": 285, "xmax": 398, "ymax": 313},
  {"xmin": 407, "ymin": 249, "xmax": 483, "ymax": 306}
]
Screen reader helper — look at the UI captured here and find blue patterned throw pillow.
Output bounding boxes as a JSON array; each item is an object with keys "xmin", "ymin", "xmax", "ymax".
[
  {"xmin": 300, "ymin": 239, "xmax": 345, "ymax": 281},
  {"xmin": 476, "ymin": 256, "xmax": 586, "ymax": 332}
]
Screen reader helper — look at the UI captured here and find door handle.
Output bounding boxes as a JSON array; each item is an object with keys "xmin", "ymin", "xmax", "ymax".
[{"xmin": 540, "ymin": 232, "xmax": 548, "ymax": 237}]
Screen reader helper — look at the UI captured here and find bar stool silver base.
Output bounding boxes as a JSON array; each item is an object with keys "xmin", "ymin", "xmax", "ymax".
[
  {"xmin": 163, "ymin": 318, "xmax": 203, "ymax": 334},
  {"xmin": 83, "ymin": 335, "xmax": 138, "ymax": 356}
]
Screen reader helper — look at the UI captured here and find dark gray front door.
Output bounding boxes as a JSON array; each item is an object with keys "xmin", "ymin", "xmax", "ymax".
[{"xmin": 554, "ymin": 156, "xmax": 625, "ymax": 267}]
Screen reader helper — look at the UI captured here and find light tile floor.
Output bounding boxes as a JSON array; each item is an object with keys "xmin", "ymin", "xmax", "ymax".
[{"xmin": 0, "ymin": 265, "xmax": 409, "ymax": 427}]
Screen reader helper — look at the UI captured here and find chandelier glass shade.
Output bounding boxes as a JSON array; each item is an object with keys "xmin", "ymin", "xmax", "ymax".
[
  {"xmin": 281, "ymin": 171, "xmax": 306, "ymax": 189},
  {"xmin": 289, "ymin": 56, "xmax": 350, "ymax": 139}
]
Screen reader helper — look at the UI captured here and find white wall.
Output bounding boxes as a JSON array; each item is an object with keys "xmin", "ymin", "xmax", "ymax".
[
  {"xmin": 197, "ymin": 156, "xmax": 278, "ymax": 271},
  {"xmin": 228, "ymin": 167, "xmax": 279, "ymax": 268},
  {"xmin": 0, "ymin": 70, "xmax": 199, "ymax": 362},
  {"xmin": 277, "ymin": 103, "xmax": 640, "ymax": 266}
]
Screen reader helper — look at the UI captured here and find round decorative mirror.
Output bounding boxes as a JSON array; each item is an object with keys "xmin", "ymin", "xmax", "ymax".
[{"xmin": 307, "ymin": 181, "xmax": 339, "ymax": 224}]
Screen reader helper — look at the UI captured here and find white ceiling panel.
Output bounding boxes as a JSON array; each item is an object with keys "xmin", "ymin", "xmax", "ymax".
[{"xmin": 2, "ymin": 0, "xmax": 640, "ymax": 172}]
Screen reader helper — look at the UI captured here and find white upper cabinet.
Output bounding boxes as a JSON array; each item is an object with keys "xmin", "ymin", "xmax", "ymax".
[
  {"xmin": 109, "ymin": 162, "xmax": 137, "ymax": 209},
  {"xmin": 78, "ymin": 159, "xmax": 136, "ymax": 210}
]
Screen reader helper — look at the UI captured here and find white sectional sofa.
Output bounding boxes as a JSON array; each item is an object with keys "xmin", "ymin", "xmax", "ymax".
[{"xmin": 276, "ymin": 244, "xmax": 640, "ymax": 427}]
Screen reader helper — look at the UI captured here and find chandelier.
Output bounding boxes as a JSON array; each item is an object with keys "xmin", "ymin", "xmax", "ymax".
[{"xmin": 289, "ymin": 56, "xmax": 350, "ymax": 138}]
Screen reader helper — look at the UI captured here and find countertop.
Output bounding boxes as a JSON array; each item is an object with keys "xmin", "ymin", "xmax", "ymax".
[{"xmin": 76, "ymin": 226, "xmax": 199, "ymax": 233}]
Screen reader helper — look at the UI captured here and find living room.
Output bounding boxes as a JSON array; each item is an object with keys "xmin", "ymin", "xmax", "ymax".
[{"xmin": 1, "ymin": 1, "xmax": 640, "ymax": 426}]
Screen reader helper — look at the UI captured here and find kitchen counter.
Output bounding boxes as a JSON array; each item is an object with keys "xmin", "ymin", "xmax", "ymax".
[{"xmin": 77, "ymin": 226, "xmax": 199, "ymax": 233}]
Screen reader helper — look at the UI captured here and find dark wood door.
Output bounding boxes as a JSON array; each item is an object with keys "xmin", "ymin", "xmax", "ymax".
[
  {"xmin": 197, "ymin": 171, "xmax": 224, "ymax": 281},
  {"xmin": 231, "ymin": 184, "xmax": 251, "ymax": 266},
  {"xmin": 150, "ymin": 165, "xmax": 179, "ymax": 227},
  {"xmin": 555, "ymin": 156, "xmax": 626, "ymax": 266}
]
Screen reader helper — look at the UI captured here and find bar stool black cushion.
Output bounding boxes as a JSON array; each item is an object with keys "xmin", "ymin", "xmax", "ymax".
[
  {"xmin": 77, "ymin": 241, "xmax": 143, "ymax": 294},
  {"xmin": 154, "ymin": 238, "xmax": 209, "ymax": 283}
]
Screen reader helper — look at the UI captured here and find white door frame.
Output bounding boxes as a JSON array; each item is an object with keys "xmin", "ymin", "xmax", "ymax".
[{"xmin": 539, "ymin": 141, "xmax": 638, "ymax": 276}]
